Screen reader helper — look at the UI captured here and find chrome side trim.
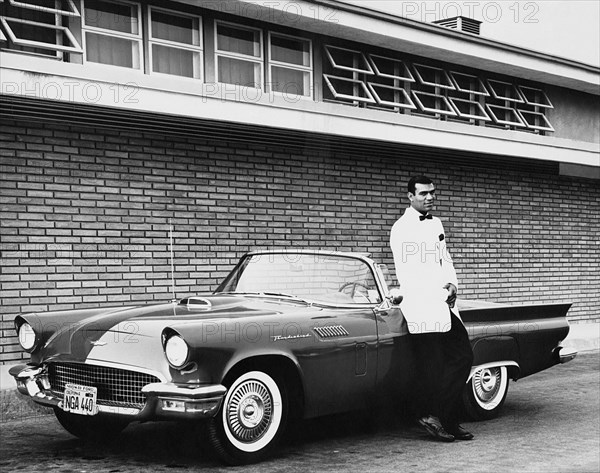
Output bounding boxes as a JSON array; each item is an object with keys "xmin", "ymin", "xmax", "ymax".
[
  {"xmin": 467, "ymin": 361, "xmax": 520, "ymax": 382},
  {"xmin": 141, "ymin": 382, "xmax": 226, "ymax": 399}
]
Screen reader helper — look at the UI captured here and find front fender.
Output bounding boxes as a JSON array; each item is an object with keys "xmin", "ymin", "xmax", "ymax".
[{"xmin": 163, "ymin": 321, "xmax": 309, "ymax": 386}]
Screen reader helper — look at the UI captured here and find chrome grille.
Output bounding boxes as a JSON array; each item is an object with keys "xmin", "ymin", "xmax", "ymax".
[{"xmin": 48, "ymin": 362, "xmax": 161, "ymax": 408}]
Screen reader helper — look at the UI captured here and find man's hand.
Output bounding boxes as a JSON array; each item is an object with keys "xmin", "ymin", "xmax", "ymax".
[
  {"xmin": 389, "ymin": 288, "xmax": 404, "ymax": 305},
  {"xmin": 444, "ymin": 283, "xmax": 457, "ymax": 308}
]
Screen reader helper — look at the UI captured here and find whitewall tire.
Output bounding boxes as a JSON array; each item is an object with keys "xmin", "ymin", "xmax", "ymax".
[
  {"xmin": 463, "ymin": 366, "xmax": 509, "ymax": 420},
  {"xmin": 209, "ymin": 370, "xmax": 288, "ymax": 465}
]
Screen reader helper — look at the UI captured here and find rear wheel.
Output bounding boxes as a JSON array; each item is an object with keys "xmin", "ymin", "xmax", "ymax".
[
  {"xmin": 54, "ymin": 408, "xmax": 129, "ymax": 442},
  {"xmin": 208, "ymin": 370, "xmax": 288, "ymax": 465},
  {"xmin": 463, "ymin": 366, "xmax": 509, "ymax": 420}
]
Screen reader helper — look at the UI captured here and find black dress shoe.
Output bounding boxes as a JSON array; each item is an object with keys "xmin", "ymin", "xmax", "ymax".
[
  {"xmin": 445, "ymin": 424, "xmax": 474, "ymax": 441},
  {"xmin": 417, "ymin": 415, "xmax": 455, "ymax": 442}
]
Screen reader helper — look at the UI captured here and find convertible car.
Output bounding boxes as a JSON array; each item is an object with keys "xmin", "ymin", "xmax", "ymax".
[{"xmin": 10, "ymin": 250, "xmax": 576, "ymax": 464}]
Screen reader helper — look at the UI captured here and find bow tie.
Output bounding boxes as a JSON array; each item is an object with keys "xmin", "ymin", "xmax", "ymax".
[{"xmin": 419, "ymin": 214, "xmax": 433, "ymax": 221}]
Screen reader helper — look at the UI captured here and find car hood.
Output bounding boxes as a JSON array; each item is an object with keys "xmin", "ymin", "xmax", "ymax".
[{"xmin": 27, "ymin": 295, "xmax": 300, "ymax": 368}]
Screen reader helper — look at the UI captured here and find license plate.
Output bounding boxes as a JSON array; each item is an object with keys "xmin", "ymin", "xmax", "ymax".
[{"xmin": 62, "ymin": 383, "xmax": 98, "ymax": 416}]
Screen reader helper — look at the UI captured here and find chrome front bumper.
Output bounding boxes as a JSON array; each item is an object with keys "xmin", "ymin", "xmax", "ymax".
[
  {"xmin": 9, "ymin": 364, "xmax": 226, "ymax": 420},
  {"xmin": 141, "ymin": 382, "xmax": 226, "ymax": 419}
]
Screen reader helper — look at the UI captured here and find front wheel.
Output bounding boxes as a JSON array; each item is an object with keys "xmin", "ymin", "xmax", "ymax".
[
  {"xmin": 54, "ymin": 408, "xmax": 129, "ymax": 442},
  {"xmin": 462, "ymin": 366, "xmax": 509, "ymax": 421},
  {"xmin": 208, "ymin": 370, "xmax": 288, "ymax": 465}
]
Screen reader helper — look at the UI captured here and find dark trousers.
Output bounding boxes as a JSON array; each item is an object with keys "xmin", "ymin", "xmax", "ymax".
[{"xmin": 410, "ymin": 312, "xmax": 473, "ymax": 425}]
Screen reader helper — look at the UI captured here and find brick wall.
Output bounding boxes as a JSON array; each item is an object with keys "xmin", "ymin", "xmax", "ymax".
[{"xmin": 1, "ymin": 119, "xmax": 599, "ymax": 363}]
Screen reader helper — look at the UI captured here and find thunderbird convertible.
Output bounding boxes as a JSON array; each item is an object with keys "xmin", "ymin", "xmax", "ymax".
[{"xmin": 11, "ymin": 250, "xmax": 576, "ymax": 464}]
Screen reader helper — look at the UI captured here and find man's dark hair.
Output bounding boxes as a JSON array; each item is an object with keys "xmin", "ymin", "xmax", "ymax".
[{"xmin": 408, "ymin": 175, "xmax": 433, "ymax": 194}]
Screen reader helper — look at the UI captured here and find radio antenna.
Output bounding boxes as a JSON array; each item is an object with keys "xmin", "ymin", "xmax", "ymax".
[{"xmin": 169, "ymin": 219, "xmax": 176, "ymax": 302}]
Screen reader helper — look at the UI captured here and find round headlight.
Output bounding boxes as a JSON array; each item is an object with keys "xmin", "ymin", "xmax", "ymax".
[
  {"xmin": 18, "ymin": 323, "xmax": 37, "ymax": 351},
  {"xmin": 165, "ymin": 335, "xmax": 189, "ymax": 368}
]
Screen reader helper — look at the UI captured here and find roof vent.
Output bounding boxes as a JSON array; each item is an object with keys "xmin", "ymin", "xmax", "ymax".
[{"xmin": 433, "ymin": 16, "xmax": 481, "ymax": 35}]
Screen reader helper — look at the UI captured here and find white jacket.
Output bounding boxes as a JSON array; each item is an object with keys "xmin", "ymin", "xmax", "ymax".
[{"xmin": 390, "ymin": 206, "xmax": 459, "ymax": 334}]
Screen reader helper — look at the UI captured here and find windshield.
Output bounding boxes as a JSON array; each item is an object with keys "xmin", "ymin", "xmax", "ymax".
[{"xmin": 216, "ymin": 253, "xmax": 382, "ymax": 305}]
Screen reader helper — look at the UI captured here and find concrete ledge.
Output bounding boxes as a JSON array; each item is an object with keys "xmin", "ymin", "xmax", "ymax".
[
  {"xmin": 0, "ymin": 365, "xmax": 13, "ymax": 394},
  {"xmin": 561, "ymin": 321, "xmax": 600, "ymax": 353}
]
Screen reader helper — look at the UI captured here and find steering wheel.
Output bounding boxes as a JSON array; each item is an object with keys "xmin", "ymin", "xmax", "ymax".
[{"xmin": 338, "ymin": 281, "xmax": 371, "ymax": 298}]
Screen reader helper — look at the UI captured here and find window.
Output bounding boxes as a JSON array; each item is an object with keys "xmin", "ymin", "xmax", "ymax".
[
  {"xmin": 320, "ymin": 42, "xmax": 553, "ymax": 132},
  {"xmin": 149, "ymin": 8, "xmax": 202, "ymax": 79},
  {"xmin": 367, "ymin": 83, "xmax": 416, "ymax": 109},
  {"xmin": 0, "ymin": 16, "xmax": 81, "ymax": 53},
  {"xmin": 82, "ymin": 0, "xmax": 142, "ymax": 69},
  {"xmin": 0, "ymin": 0, "xmax": 83, "ymax": 57},
  {"xmin": 325, "ymin": 45, "xmax": 373, "ymax": 74},
  {"xmin": 413, "ymin": 64, "xmax": 455, "ymax": 90},
  {"xmin": 268, "ymin": 32, "xmax": 312, "ymax": 97},
  {"xmin": 517, "ymin": 110, "xmax": 554, "ymax": 131},
  {"xmin": 449, "ymin": 97, "xmax": 490, "ymax": 121},
  {"xmin": 486, "ymin": 104, "xmax": 525, "ymax": 127},
  {"xmin": 487, "ymin": 79, "xmax": 524, "ymax": 103},
  {"xmin": 324, "ymin": 75, "xmax": 376, "ymax": 104},
  {"xmin": 364, "ymin": 54, "xmax": 415, "ymax": 112},
  {"xmin": 518, "ymin": 85, "xmax": 553, "ymax": 108},
  {"xmin": 369, "ymin": 54, "xmax": 414, "ymax": 81},
  {"xmin": 450, "ymin": 71, "xmax": 489, "ymax": 96},
  {"xmin": 215, "ymin": 21, "xmax": 262, "ymax": 89},
  {"xmin": 412, "ymin": 91, "xmax": 457, "ymax": 116},
  {"xmin": 7, "ymin": 0, "xmax": 80, "ymax": 16}
]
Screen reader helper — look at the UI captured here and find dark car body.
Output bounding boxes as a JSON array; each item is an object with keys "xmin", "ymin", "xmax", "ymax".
[{"xmin": 10, "ymin": 250, "xmax": 576, "ymax": 464}]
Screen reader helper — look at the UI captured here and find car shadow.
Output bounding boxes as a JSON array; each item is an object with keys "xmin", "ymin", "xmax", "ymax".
[{"xmin": 52, "ymin": 406, "xmax": 419, "ymax": 468}]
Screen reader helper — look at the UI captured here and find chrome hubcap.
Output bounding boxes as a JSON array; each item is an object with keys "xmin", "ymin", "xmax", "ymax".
[
  {"xmin": 473, "ymin": 368, "xmax": 500, "ymax": 403},
  {"xmin": 227, "ymin": 380, "xmax": 272, "ymax": 442},
  {"xmin": 239, "ymin": 396, "xmax": 263, "ymax": 428}
]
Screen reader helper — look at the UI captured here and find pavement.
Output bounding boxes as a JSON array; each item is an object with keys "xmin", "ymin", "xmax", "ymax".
[{"xmin": 1, "ymin": 321, "xmax": 598, "ymax": 422}]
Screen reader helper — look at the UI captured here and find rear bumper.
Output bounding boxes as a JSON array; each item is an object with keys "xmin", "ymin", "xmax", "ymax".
[
  {"xmin": 556, "ymin": 346, "xmax": 578, "ymax": 364},
  {"xmin": 9, "ymin": 363, "xmax": 226, "ymax": 420}
]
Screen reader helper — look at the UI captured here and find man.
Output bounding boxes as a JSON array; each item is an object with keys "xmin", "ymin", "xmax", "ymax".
[{"xmin": 390, "ymin": 175, "xmax": 474, "ymax": 442}]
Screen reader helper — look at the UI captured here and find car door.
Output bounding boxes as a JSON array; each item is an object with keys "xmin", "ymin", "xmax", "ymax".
[
  {"xmin": 374, "ymin": 301, "xmax": 416, "ymax": 400},
  {"xmin": 295, "ymin": 306, "xmax": 379, "ymax": 418}
]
